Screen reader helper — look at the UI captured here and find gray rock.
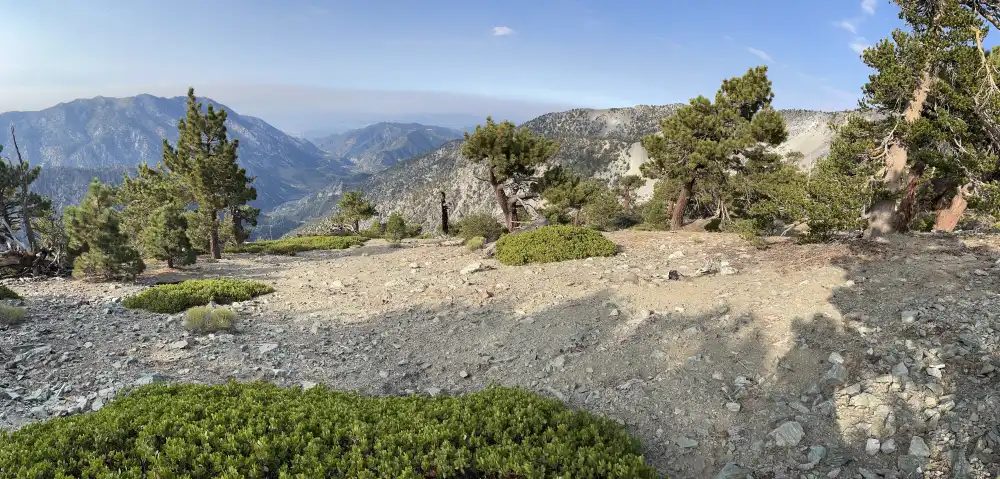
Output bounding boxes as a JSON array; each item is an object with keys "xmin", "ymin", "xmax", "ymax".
[
  {"xmin": 460, "ymin": 262, "xmax": 483, "ymax": 275},
  {"xmin": 667, "ymin": 250, "xmax": 685, "ymax": 260},
  {"xmin": 823, "ymin": 363, "xmax": 849, "ymax": 384},
  {"xmin": 770, "ymin": 421, "xmax": 804, "ymax": 447},
  {"xmin": 726, "ymin": 402, "xmax": 741, "ymax": 412},
  {"xmin": 550, "ymin": 355, "xmax": 566, "ymax": 369},
  {"xmin": 675, "ymin": 436, "xmax": 699, "ymax": 448},
  {"xmin": 720, "ymin": 266, "xmax": 739, "ymax": 276},
  {"xmin": 807, "ymin": 445, "xmax": 826, "ymax": 464},
  {"xmin": 425, "ymin": 387, "xmax": 443, "ymax": 397},
  {"xmin": 880, "ymin": 438, "xmax": 897, "ymax": 454},
  {"xmin": 901, "ymin": 310, "xmax": 920, "ymax": 324},
  {"xmin": 714, "ymin": 462, "xmax": 752, "ymax": 479},
  {"xmin": 301, "ymin": 381, "xmax": 318, "ymax": 390},
  {"xmin": 258, "ymin": 343, "xmax": 279, "ymax": 354},
  {"xmin": 866, "ymin": 438, "xmax": 881, "ymax": 455},
  {"xmin": 169, "ymin": 340, "xmax": 189, "ymax": 350},
  {"xmin": 459, "ymin": 370, "xmax": 469, "ymax": 378},
  {"xmin": 849, "ymin": 392, "xmax": 879, "ymax": 408},
  {"xmin": 892, "ymin": 362, "xmax": 909, "ymax": 377},
  {"xmin": 91, "ymin": 397, "xmax": 105, "ymax": 411},
  {"xmin": 134, "ymin": 373, "xmax": 170, "ymax": 386},
  {"xmin": 828, "ymin": 352, "xmax": 845, "ymax": 364},
  {"xmin": 909, "ymin": 436, "xmax": 931, "ymax": 457},
  {"xmin": 897, "ymin": 455, "xmax": 925, "ymax": 475}
]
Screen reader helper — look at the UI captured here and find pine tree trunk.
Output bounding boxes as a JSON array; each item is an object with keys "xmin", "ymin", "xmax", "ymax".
[
  {"xmin": 934, "ymin": 185, "xmax": 969, "ymax": 232},
  {"xmin": 209, "ymin": 210, "xmax": 222, "ymax": 259},
  {"xmin": 489, "ymin": 170, "xmax": 513, "ymax": 231},
  {"xmin": 865, "ymin": 39, "xmax": 935, "ymax": 237},
  {"xmin": 167, "ymin": 257, "xmax": 174, "ymax": 269},
  {"xmin": 671, "ymin": 178, "xmax": 695, "ymax": 230},
  {"xmin": 892, "ymin": 162, "xmax": 926, "ymax": 232}
]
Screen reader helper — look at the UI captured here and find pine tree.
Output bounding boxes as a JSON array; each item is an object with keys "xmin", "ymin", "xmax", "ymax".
[
  {"xmin": 64, "ymin": 180, "xmax": 144, "ymax": 281},
  {"xmin": 331, "ymin": 189, "xmax": 377, "ymax": 233},
  {"xmin": 860, "ymin": 0, "xmax": 999, "ymax": 235},
  {"xmin": 461, "ymin": 117, "xmax": 560, "ymax": 231},
  {"xmin": 641, "ymin": 66, "xmax": 787, "ymax": 230},
  {"xmin": 616, "ymin": 175, "xmax": 644, "ymax": 213},
  {"xmin": 0, "ymin": 134, "xmax": 50, "ymax": 253},
  {"xmin": 141, "ymin": 205, "xmax": 195, "ymax": 268},
  {"xmin": 384, "ymin": 212, "xmax": 407, "ymax": 243},
  {"xmin": 540, "ymin": 166, "xmax": 603, "ymax": 226},
  {"xmin": 162, "ymin": 88, "xmax": 256, "ymax": 259},
  {"xmin": 117, "ymin": 163, "xmax": 190, "ymax": 249}
]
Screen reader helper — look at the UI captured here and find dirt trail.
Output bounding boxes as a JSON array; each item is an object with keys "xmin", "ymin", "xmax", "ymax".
[{"xmin": 3, "ymin": 231, "xmax": 999, "ymax": 478}]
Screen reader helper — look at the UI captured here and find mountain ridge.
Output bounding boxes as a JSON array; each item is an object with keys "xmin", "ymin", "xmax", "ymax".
[{"xmin": 312, "ymin": 122, "xmax": 464, "ymax": 173}]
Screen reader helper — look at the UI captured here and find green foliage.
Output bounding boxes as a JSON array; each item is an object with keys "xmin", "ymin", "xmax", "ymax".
[
  {"xmin": 0, "ymin": 304, "xmax": 25, "ymax": 325},
  {"xmin": 0, "ymin": 383, "xmax": 655, "ymax": 479},
  {"xmin": 224, "ymin": 235, "xmax": 366, "ymax": 256},
  {"xmin": 581, "ymin": 187, "xmax": 627, "ymax": 231},
  {"xmin": 122, "ymin": 279, "xmax": 274, "ymax": 314},
  {"xmin": 461, "ymin": 117, "xmax": 560, "ymax": 230},
  {"xmin": 384, "ymin": 212, "xmax": 407, "ymax": 243},
  {"xmin": 64, "ymin": 180, "xmax": 145, "ymax": 281},
  {"xmin": 0, "ymin": 143, "xmax": 51, "ymax": 252},
  {"xmin": 495, "ymin": 225, "xmax": 617, "ymax": 265},
  {"xmin": 360, "ymin": 220, "xmax": 386, "ymax": 239},
  {"xmin": 453, "ymin": 213, "xmax": 504, "ymax": 242},
  {"xmin": 539, "ymin": 166, "xmax": 607, "ymax": 226},
  {"xmin": 0, "ymin": 285, "xmax": 20, "ymax": 300},
  {"xmin": 184, "ymin": 210, "xmax": 235, "ymax": 255},
  {"xmin": 184, "ymin": 306, "xmax": 238, "ymax": 334},
  {"xmin": 638, "ymin": 179, "xmax": 680, "ymax": 230},
  {"xmin": 330, "ymin": 189, "xmax": 378, "ymax": 233},
  {"xmin": 162, "ymin": 88, "xmax": 256, "ymax": 258},
  {"xmin": 140, "ymin": 205, "xmax": 195, "ymax": 268},
  {"xmin": 640, "ymin": 66, "xmax": 788, "ymax": 229},
  {"xmin": 616, "ymin": 174, "xmax": 644, "ymax": 213},
  {"xmin": 465, "ymin": 236, "xmax": 485, "ymax": 250},
  {"xmin": 117, "ymin": 163, "xmax": 189, "ymax": 250}
]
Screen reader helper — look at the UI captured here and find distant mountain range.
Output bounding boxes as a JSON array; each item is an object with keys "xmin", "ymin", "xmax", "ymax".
[
  {"xmin": 311, "ymin": 122, "xmax": 464, "ymax": 173},
  {"xmin": 0, "ymin": 95, "xmax": 462, "ymax": 213},
  {"xmin": 278, "ymin": 106, "xmax": 855, "ymax": 238}
]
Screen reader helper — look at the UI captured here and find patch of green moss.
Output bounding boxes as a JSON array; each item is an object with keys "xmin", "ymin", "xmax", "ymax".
[
  {"xmin": 0, "ymin": 382, "xmax": 656, "ymax": 478},
  {"xmin": 123, "ymin": 279, "xmax": 274, "ymax": 314},
  {"xmin": 495, "ymin": 225, "xmax": 618, "ymax": 265},
  {"xmin": 224, "ymin": 235, "xmax": 366, "ymax": 256}
]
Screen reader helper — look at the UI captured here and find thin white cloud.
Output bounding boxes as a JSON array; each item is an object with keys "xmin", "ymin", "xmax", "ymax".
[
  {"xmin": 492, "ymin": 26, "xmax": 514, "ymax": 36},
  {"xmin": 861, "ymin": 0, "xmax": 877, "ymax": 15},
  {"xmin": 835, "ymin": 20, "xmax": 857, "ymax": 34},
  {"xmin": 850, "ymin": 38, "xmax": 871, "ymax": 54},
  {"xmin": 746, "ymin": 47, "xmax": 773, "ymax": 62}
]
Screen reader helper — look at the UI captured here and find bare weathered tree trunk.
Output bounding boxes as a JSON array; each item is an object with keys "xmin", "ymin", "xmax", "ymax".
[
  {"xmin": 866, "ymin": 66, "xmax": 934, "ymax": 238},
  {"xmin": 439, "ymin": 191, "xmax": 449, "ymax": 235},
  {"xmin": 934, "ymin": 185, "xmax": 969, "ymax": 231},
  {"xmin": 209, "ymin": 210, "xmax": 222, "ymax": 259},
  {"xmin": 671, "ymin": 178, "xmax": 695, "ymax": 230},
  {"xmin": 10, "ymin": 126, "xmax": 36, "ymax": 252},
  {"xmin": 893, "ymin": 162, "xmax": 926, "ymax": 232},
  {"xmin": 489, "ymin": 170, "xmax": 514, "ymax": 231}
]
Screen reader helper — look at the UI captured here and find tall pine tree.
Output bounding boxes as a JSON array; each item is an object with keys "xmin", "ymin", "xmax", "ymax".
[
  {"xmin": 162, "ymin": 88, "xmax": 256, "ymax": 259},
  {"xmin": 141, "ymin": 205, "xmax": 195, "ymax": 268}
]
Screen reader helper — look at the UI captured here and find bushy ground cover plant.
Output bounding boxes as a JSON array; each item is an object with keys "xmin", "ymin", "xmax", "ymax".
[
  {"xmin": 495, "ymin": 225, "xmax": 617, "ymax": 265},
  {"xmin": 0, "ymin": 382, "xmax": 656, "ymax": 478},
  {"xmin": 184, "ymin": 306, "xmax": 238, "ymax": 334},
  {"xmin": 224, "ymin": 235, "xmax": 366, "ymax": 256},
  {"xmin": 123, "ymin": 279, "xmax": 274, "ymax": 314},
  {"xmin": 453, "ymin": 213, "xmax": 505, "ymax": 242},
  {"xmin": 465, "ymin": 236, "xmax": 485, "ymax": 250},
  {"xmin": 0, "ymin": 305, "xmax": 26, "ymax": 325},
  {"xmin": 0, "ymin": 285, "xmax": 20, "ymax": 300}
]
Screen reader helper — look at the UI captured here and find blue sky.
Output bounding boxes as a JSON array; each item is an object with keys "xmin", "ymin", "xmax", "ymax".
[{"xmin": 0, "ymin": 0, "xmax": 911, "ymax": 130}]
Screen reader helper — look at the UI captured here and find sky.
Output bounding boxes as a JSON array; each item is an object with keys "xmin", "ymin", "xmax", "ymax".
[{"xmin": 0, "ymin": 0, "xmax": 912, "ymax": 132}]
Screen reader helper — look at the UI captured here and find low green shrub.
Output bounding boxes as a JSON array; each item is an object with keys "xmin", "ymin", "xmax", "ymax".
[
  {"xmin": 224, "ymin": 235, "xmax": 366, "ymax": 256},
  {"xmin": 453, "ymin": 213, "xmax": 504, "ymax": 242},
  {"xmin": 0, "ymin": 382, "xmax": 655, "ymax": 478},
  {"xmin": 0, "ymin": 285, "xmax": 20, "ymax": 300},
  {"xmin": 495, "ymin": 225, "xmax": 618, "ymax": 265},
  {"xmin": 123, "ymin": 279, "xmax": 274, "ymax": 314},
  {"xmin": 184, "ymin": 306, "xmax": 238, "ymax": 334},
  {"xmin": 465, "ymin": 236, "xmax": 485, "ymax": 250},
  {"xmin": 0, "ymin": 305, "xmax": 26, "ymax": 325}
]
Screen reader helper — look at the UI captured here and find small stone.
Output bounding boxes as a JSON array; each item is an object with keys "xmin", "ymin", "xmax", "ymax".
[
  {"xmin": 909, "ymin": 436, "xmax": 931, "ymax": 457},
  {"xmin": 719, "ymin": 266, "xmax": 738, "ymax": 276},
  {"xmin": 850, "ymin": 392, "xmax": 879, "ymax": 408},
  {"xmin": 881, "ymin": 438, "xmax": 897, "ymax": 454},
  {"xmin": 770, "ymin": 421, "xmax": 804, "ymax": 447},
  {"xmin": 301, "ymin": 381, "xmax": 318, "ymax": 390},
  {"xmin": 378, "ymin": 370, "xmax": 389, "ymax": 378},
  {"xmin": 258, "ymin": 343, "xmax": 279, "ymax": 354},
  {"xmin": 675, "ymin": 436, "xmax": 699, "ymax": 448},
  {"xmin": 460, "ymin": 262, "xmax": 483, "ymax": 275},
  {"xmin": 866, "ymin": 438, "xmax": 881, "ymax": 455},
  {"xmin": 459, "ymin": 370, "xmax": 469, "ymax": 378},
  {"xmin": 330, "ymin": 280, "xmax": 344, "ymax": 289},
  {"xmin": 609, "ymin": 308, "xmax": 620, "ymax": 317},
  {"xmin": 901, "ymin": 310, "xmax": 920, "ymax": 324},
  {"xmin": 134, "ymin": 373, "xmax": 169, "ymax": 386},
  {"xmin": 892, "ymin": 362, "xmax": 909, "ymax": 377},
  {"xmin": 807, "ymin": 445, "xmax": 827, "ymax": 464},
  {"xmin": 550, "ymin": 355, "xmax": 566, "ymax": 369},
  {"xmin": 714, "ymin": 463, "xmax": 752, "ymax": 479},
  {"xmin": 91, "ymin": 397, "xmax": 105, "ymax": 411},
  {"xmin": 726, "ymin": 402, "xmax": 741, "ymax": 412},
  {"xmin": 425, "ymin": 387, "xmax": 442, "ymax": 397},
  {"xmin": 668, "ymin": 250, "xmax": 685, "ymax": 260},
  {"xmin": 828, "ymin": 352, "xmax": 845, "ymax": 364},
  {"xmin": 168, "ymin": 340, "xmax": 189, "ymax": 350},
  {"xmin": 823, "ymin": 363, "xmax": 849, "ymax": 384}
]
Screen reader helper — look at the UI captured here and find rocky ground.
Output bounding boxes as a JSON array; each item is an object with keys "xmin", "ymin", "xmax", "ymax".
[{"xmin": 2, "ymin": 231, "xmax": 999, "ymax": 478}]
